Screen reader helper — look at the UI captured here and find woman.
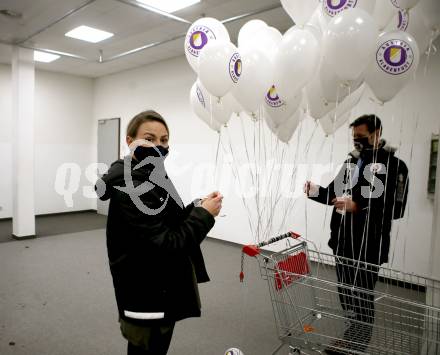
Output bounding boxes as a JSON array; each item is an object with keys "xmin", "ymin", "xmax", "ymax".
[{"xmin": 96, "ymin": 110, "xmax": 222, "ymax": 355}]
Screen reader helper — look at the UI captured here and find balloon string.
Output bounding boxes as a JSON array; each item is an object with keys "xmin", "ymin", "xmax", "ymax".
[
  {"xmin": 390, "ymin": 113, "xmax": 406, "ymax": 268},
  {"xmin": 424, "ymin": 29, "xmax": 438, "ymax": 77},
  {"xmin": 402, "ymin": 113, "xmax": 419, "ymax": 271},
  {"xmin": 223, "ymin": 126, "xmax": 255, "ymax": 238},
  {"xmin": 213, "ymin": 129, "xmax": 222, "ymax": 187}
]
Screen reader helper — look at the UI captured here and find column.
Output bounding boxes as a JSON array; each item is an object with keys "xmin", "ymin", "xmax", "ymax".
[{"xmin": 11, "ymin": 46, "xmax": 36, "ymax": 239}]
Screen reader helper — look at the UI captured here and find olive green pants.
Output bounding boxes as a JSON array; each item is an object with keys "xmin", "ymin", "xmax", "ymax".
[{"xmin": 120, "ymin": 318, "xmax": 175, "ymax": 355}]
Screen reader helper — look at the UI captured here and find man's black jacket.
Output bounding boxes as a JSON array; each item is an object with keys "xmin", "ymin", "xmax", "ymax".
[{"xmin": 309, "ymin": 140, "xmax": 408, "ymax": 265}]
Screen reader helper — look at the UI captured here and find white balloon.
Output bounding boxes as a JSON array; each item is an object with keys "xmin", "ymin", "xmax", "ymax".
[
  {"xmin": 319, "ymin": 111, "xmax": 351, "ymax": 136},
  {"xmin": 191, "ymin": 80, "xmax": 233, "ymax": 125},
  {"xmin": 305, "ymin": 71, "xmax": 336, "ymax": 119},
  {"xmin": 332, "ymin": 83, "xmax": 366, "ymax": 116},
  {"xmin": 276, "ymin": 109, "xmax": 302, "ymax": 143},
  {"xmin": 190, "ymin": 82, "xmax": 223, "ymax": 132},
  {"xmin": 390, "ymin": 0, "xmax": 420, "ymax": 10},
  {"xmin": 249, "ymin": 26, "xmax": 282, "ymax": 63},
  {"xmin": 263, "ymin": 85, "xmax": 303, "ymax": 127},
  {"xmin": 373, "ymin": 0, "xmax": 399, "ymax": 30},
  {"xmin": 198, "ymin": 41, "xmax": 241, "ymax": 98},
  {"xmin": 264, "ymin": 114, "xmax": 278, "ymax": 135},
  {"xmin": 305, "ymin": 6, "xmax": 325, "ymax": 44},
  {"xmin": 232, "ymin": 47, "xmax": 272, "ymax": 115},
  {"xmin": 418, "ymin": 0, "xmax": 440, "ymax": 32},
  {"xmin": 320, "ymin": 58, "xmax": 364, "ymax": 102},
  {"xmin": 323, "ymin": 8, "xmax": 378, "ymax": 81},
  {"xmin": 321, "ymin": 0, "xmax": 376, "ymax": 21},
  {"xmin": 274, "ymin": 28, "xmax": 320, "ymax": 100},
  {"xmin": 281, "ymin": 0, "xmax": 321, "ymax": 26},
  {"xmin": 365, "ymin": 30, "xmax": 420, "ymax": 103},
  {"xmin": 223, "ymin": 93, "xmax": 243, "ymax": 114},
  {"xmin": 225, "ymin": 348, "xmax": 244, "ymax": 355},
  {"xmin": 238, "ymin": 20, "xmax": 268, "ymax": 49},
  {"xmin": 391, "ymin": 7, "xmax": 434, "ymax": 53},
  {"xmin": 185, "ymin": 17, "xmax": 230, "ymax": 74}
]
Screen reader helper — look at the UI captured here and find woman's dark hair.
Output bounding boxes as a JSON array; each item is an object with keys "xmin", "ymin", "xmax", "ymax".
[
  {"xmin": 126, "ymin": 110, "xmax": 169, "ymax": 138},
  {"xmin": 349, "ymin": 114, "xmax": 382, "ymax": 134}
]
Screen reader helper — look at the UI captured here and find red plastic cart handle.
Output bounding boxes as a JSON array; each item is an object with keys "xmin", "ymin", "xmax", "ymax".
[
  {"xmin": 239, "ymin": 231, "xmax": 301, "ymax": 282},
  {"xmin": 241, "ymin": 231, "xmax": 301, "ymax": 257}
]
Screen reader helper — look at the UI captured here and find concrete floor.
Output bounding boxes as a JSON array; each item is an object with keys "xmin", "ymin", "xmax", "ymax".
[
  {"xmin": 0, "ymin": 230, "xmax": 279, "ymax": 355},
  {"xmin": 0, "ymin": 227, "xmax": 434, "ymax": 355}
]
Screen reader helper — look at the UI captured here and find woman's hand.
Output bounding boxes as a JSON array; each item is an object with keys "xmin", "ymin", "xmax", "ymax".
[{"xmin": 201, "ymin": 192, "xmax": 223, "ymax": 217}]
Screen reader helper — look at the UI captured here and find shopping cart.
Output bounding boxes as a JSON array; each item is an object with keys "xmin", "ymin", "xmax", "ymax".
[{"xmin": 240, "ymin": 232, "xmax": 440, "ymax": 355}]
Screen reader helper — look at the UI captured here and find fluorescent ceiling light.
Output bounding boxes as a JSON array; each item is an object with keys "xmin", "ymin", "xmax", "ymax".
[
  {"xmin": 137, "ymin": 0, "xmax": 200, "ymax": 13},
  {"xmin": 33, "ymin": 51, "xmax": 60, "ymax": 63},
  {"xmin": 65, "ymin": 25, "xmax": 114, "ymax": 43}
]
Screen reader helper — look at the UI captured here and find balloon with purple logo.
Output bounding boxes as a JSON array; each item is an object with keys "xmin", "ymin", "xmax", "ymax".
[
  {"xmin": 184, "ymin": 17, "xmax": 230, "ymax": 74},
  {"xmin": 365, "ymin": 30, "xmax": 420, "ymax": 103}
]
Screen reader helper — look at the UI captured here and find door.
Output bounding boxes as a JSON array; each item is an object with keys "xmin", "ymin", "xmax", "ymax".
[{"xmin": 97, "ymin": 118, "xmax": 120, "ymax": 215}]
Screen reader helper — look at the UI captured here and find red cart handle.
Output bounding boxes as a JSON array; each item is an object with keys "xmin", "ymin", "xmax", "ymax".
[{"xmin": 240, "ymin": 231, "xmax": 301, "ymax": 282}]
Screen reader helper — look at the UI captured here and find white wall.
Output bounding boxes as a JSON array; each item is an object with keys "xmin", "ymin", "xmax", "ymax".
[
  {"xmin": 0, "ymin": 64, "xmax": 96, "ymax": 218},
  {"xmin": 93, "ymin": 53, "xmax": 440, "ymax": 277}
]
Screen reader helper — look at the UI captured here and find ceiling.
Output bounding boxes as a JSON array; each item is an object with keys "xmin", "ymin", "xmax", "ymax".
[{"xmin": 0, "ymin": 0, "xmax": 292, "ymax": 77}]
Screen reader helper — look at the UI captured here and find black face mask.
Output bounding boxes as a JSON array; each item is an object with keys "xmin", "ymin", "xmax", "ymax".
[
  {"xmin": 134, "ymin": 145, "xmax": 169, "ymax": 161},
  {"xmin": 353, "ymin": 136, "xmax": 372, "ymax": 152}
]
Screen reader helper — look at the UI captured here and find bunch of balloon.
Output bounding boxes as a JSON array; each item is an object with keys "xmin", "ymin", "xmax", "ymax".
[
  {"xmin": 185, "ymin": 17, "xmax": 243, "ymax": 132},
  {"xmin": 185, "ymin": 0, "xmax": 435, "ymax": 139}
]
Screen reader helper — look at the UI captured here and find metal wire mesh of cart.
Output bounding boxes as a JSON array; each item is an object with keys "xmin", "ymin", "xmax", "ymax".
[{"xmin": 241, "ymin": 232, "xmax": 440, "ymax": 355}]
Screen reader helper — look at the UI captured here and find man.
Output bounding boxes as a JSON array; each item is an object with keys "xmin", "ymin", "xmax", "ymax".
[{"xmin": 305, "ymin": 114, "xmax": 408, "ymax": 354}]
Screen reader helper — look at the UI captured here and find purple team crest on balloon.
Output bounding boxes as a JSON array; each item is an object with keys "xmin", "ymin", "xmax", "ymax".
[
  {"xmin": 265, "ymin": 86, "xmax": 283, "ymax": 108},
  {"xmin": 397, "ymin": 10, "xmax": 409, "ymax": 31},
  {"xmin": 390, "ymin": 0, "xmax": 400, "ymax": 8},
  {"xmin": 229, "ymin": 53, "xmax": 242, "ymax": 83},
  {"xmin": 376, "ymin": 39, "xmax": 414, "ymax": 75},
  {"xmin": 186, "ymin": 25, "xmax": 216, "ymax": 57},
  {"xmin": 323, "ymin": 0, "xmax": 358, "ymax": 17},
  {"xmin": 196, "ymin": 85, "xmax": 206, "ymax": 108}
]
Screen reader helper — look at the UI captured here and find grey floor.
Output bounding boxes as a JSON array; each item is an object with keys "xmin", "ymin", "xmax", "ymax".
[
  {"xmin": 0, "ymin": 230, "xmax": 280, "ymax": 355},
  {"xmin": 0, "ymin": 220, "xmax": 430, "ymax": 355},
  {"xmin": 0, "ymin": 211, "xmax": 107, "ymax": 243}
]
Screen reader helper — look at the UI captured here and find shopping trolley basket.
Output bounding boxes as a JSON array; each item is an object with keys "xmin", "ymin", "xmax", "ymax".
[{"xmin": 240, "ymin": 232, "xmax": 440, "ymax": 355}]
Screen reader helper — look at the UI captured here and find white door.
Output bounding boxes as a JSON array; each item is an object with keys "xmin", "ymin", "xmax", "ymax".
[{"xmin": 97, "ymin": 118, "xmax": 120, "ymax": 215}]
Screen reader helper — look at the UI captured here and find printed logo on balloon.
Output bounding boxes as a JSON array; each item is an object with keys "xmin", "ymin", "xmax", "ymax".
[
  {"xmin": 196, "ymin": 85, "xmax": 206, "ymax": 108},
  {"xmin": 397, "ymin": 10, "xmax": 409, "ymax": 31},
  {"xmin": 323, "ymin": 0, "xmax": 358, "ymax": 17},
  {"xmin": 229, "ymin": 53, "xmax": 242, "ymax": 83},
  {"xmin": 265, "ymin": 86, "xmax": 283, "ymax": 108},
  {"xmin": 377, "ymin": 39, "xmax": 414, "ymax": 75},
  {"xmin": 390, "ymin": 0, "xmax": 400, "ymax": 8},
  {"xmin": 186, "ymin": 26, "xmax": 216, "ymax": 57}
]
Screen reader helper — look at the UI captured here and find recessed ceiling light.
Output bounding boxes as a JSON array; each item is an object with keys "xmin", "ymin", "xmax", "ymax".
[
  {"xmin": 65, "ymin": 25, "xmax": 114, "ymax": 43},
  {"xmin": 137, "ymin": 0, "xmax": 200, "ymax": 13},
  {"xmin": 34, "ymin": 51, "xmax": 60, "ymax": 63}
]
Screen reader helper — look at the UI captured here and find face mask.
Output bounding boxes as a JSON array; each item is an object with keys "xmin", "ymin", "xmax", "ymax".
[
  {"xmin": 134, "ymin": 145, "xmax": 169, "ymax": 161},
  {"xmin": 353, "ymin": 136, "xmax": 372, "ymax": 151}
]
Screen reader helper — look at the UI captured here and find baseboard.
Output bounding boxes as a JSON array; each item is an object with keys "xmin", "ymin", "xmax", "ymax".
[
  {"xmin": 0, "ymin": 209, "xmax": 98, "ymax": 222},
  {"xmin": 12, "ymin": 234, "xmax": 36, "ymax": 240}
]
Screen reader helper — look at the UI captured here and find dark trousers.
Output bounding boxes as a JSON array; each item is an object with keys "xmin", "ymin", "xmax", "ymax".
[
  {"xmin": 335, "ymin": 257, "xmax": 379, "ymax": 324},
  {"xmin": 121, "ymin": 320, "xmax": 175, "ymax": 355}
]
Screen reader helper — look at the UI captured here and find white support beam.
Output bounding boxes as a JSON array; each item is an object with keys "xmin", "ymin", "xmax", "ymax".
[{"xmin": 11, "ymin": 46, "xmax": 36, "ymax": 239}]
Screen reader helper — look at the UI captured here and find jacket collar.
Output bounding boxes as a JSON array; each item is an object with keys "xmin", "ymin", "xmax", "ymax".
[{"xmin": 349, "ymin": 139, "xmax": 397, "ymax": 159}]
